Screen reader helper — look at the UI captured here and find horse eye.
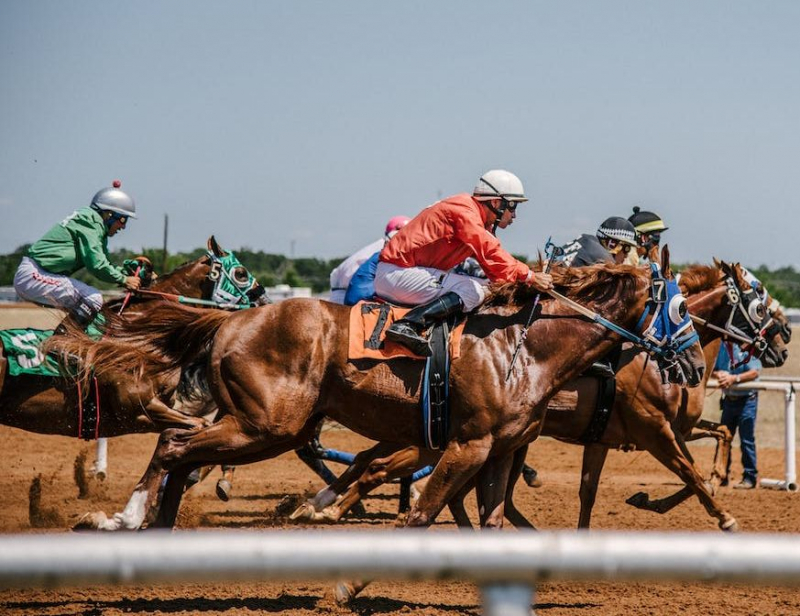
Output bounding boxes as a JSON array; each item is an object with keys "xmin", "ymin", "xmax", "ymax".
[
  {"xmin": 749, "ymin": 300, "xmax": 766, "ymax": 322},
  {"xmin": 669, "ymin": 296, "xmax": 688, "ymax": 325},
  {"xmin": 233, "ymin": 267, "xmax": 249, "ymax": 285}
]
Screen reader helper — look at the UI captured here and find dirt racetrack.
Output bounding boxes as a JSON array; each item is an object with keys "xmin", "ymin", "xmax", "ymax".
[{"xmin": 1, "ymin": 306, "xmax": 800, "ymax": 615}]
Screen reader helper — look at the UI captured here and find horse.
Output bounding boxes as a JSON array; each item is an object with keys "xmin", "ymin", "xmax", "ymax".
[
  {"xmin": 0, "ymin": 236, "xmax": 264, "ymax": 440},
  {"xmin": 291, "ymin": 259, "xmax": 789, "ymax": 533},
  {"xmin": 50, "ymin": 252, "xmax": 705, "ymax": 541}
]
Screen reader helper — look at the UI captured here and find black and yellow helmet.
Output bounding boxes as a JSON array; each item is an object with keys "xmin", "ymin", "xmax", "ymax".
[{"xmin": 628, "ymin": 206, "xmax": 667, "ymax": 234}]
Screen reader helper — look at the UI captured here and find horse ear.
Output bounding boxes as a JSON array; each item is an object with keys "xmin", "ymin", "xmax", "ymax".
[
  {"xmin": 661, "ymin": 244, "xmax": 671, "ymax": 276},
  {"xmin": 648, "ymin": 244, "xmax": 661, "ymax": 266},
  {"xmin": 207, "ymin": 236, "xmax": 227, "ymax": 257}
]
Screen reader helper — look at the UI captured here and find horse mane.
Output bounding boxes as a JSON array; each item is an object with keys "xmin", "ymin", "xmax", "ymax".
[
  {"xmin": 483, "ymin": 262, "xmax": 645, "ymax": 310},
  {"xmin": 678, "ymin": 264, "xmax": 721, "ymax": 295}
]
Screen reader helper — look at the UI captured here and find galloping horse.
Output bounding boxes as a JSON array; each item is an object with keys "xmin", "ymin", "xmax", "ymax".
[
  {"xmin": 291, "ymin": 259, "xmax": 788, "ymax": 532},
  {"xmin": 0, "ymin": 237, "xmax": 263, "ymax": 438},
  {"xmin": 51, "ymin": 254, "xmax": 705, "ymax": 537}
]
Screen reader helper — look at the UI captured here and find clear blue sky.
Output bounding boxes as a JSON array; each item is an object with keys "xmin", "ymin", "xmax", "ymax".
[{"xmin": 2, "ymin": 1, "xmax": 799, "ymax": 268}]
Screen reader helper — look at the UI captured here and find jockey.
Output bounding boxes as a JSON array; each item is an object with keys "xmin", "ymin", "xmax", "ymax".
[
  {"xmin": 376, "ymin": 169, "xmax": 554, "ymax": 357},
  {"xmin": 13, "ymin": 180, "xmax": 141, "ymax": 325},
  {"xmin": 627, "ymin": 206, "xmax": 668, "ymax": 265},
  {"xmin": 559, "ymin": 216, "xmax": 638, "ymax": 267},
  {"xmin": 329, "ymin": 215, "xmax": 410, "ymax": 305}
]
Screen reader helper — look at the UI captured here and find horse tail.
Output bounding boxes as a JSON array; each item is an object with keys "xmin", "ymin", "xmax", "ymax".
[{"xmin": 44, "ymin": 302, "xmax": 234, "ymax": 390}]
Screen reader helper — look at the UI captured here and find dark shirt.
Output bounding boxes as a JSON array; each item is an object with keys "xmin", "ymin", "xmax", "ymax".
[{"xmin": 559, "ymin": 234, "xmax": 613, "ymax": 267}]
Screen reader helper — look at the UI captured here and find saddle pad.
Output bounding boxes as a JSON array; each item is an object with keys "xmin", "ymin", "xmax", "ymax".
[
  {"xmin": 0, "ymin": 329, "xmax": 60, "ymax": 377},
  {"xmin": 348, "ymin": 301, "xmax": 465, "ymax": 361},
  {"xmin": 0, "ymin": 317, "xmax": 104, "ymax": 378}
]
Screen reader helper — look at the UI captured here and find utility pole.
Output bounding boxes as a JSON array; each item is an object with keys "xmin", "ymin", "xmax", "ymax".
[{"xmin": 162, "ymin": 214, "xmax": 169, "ymax": 272}]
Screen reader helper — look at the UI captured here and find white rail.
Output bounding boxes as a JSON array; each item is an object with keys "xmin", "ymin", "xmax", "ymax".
[
  {"xmin": 2, "ymin": 531, "xmax": 800, "ymax": 615},
  {"xmin": 707, "ymin": 378, "xmax": 797, "ymax": 491}
]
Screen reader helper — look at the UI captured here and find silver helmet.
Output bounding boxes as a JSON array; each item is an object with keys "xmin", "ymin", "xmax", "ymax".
[{"xmin": 91, "ymin": 180, "xmax": 137, "ymax": 218}]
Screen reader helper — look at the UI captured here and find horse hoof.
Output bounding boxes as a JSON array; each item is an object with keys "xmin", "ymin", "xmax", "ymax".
[
  {"xmin": 216, "ymin": 479, "xmax": 232, "ymax": 502},
  {"xmin": 93, "ymin": 470, "xmax": 107, "ymax": 481},
  {"xmin": 333, "ymin": 581, "xmax": 356, "ymax": 604},
  {"xmin": 289, "ymin": 503, "xmax": 315, "ymax": 522},
  {"xmin": 721, "ymin": 518, "xmax": 739, "ymax": 532},
  {"xmin": 625, "ymin": 492, "xmax": 649, "ymax": 509},
  {"xmin": 73, "ymin": 511, "xmax": 107, "ymax": 531}
]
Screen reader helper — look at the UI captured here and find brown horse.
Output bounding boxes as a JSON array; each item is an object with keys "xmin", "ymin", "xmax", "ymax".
[
  {"xmin": 0, "ymin": 237, "xmax": 263, "ymax": 439},
  {"xmin": 51, "ymin": 254, "xmax": 705, "ymax": 541},
  {"xmin": 291, "ymin": 260, "xmax": 788, "ymax": 533}
]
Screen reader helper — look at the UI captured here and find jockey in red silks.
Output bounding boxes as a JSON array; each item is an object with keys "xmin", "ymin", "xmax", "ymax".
[{"xmin": 375, "ymin": 169, "xmax": 554, "ymax": 356}]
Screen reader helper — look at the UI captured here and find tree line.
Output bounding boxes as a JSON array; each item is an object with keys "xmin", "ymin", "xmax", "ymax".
[{"xmin": 1, "ymin": 244, "xmax": 799, "ymax": 307}]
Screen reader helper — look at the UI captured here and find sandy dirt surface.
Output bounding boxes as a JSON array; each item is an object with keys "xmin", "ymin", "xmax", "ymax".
[
  {"xmin": 1, "ymin": 427, "xmax": 799, "ymax": 616},
  {"xmin": 1, "ymin": 307, "xmax": 799, "ymax": 615}
]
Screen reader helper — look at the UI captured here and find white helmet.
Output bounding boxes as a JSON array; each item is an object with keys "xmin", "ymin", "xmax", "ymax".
[
  {"xmin": 91, "ymin": 180, "xmax": 137, "ymax": 218},
  {"xmin": 473, "ymin": 169, "xmax": 528, "ymax": 203}
]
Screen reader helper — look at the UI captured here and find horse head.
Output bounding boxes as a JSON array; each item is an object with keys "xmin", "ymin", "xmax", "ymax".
[
  {"xmin": 680, "ymin": 260, "xmax": 788, "ymax": 368},
  {"xmin": 549, "ymin": 248, "xmax": 705, "ymax": 386},
  {"xmin": 641, "ymin": 245, "xmax": 706, "ymax": 386},
  {"xmin": 140, "ymin": 236, "xmax": 267, "ymax": 307}
]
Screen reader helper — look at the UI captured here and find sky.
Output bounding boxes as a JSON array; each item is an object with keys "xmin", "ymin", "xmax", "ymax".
[{"xmin": 1, "ymin": 1, "xmax": 799, "ymax": 269}]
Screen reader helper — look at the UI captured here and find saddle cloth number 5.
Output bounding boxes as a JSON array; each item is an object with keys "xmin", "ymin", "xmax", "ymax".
[{"xmin": 10, "ymin": 332, "xmax": 46, "ymax": 369}]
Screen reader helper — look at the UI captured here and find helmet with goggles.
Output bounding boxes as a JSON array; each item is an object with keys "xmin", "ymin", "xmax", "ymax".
[
  {"xmin": 91, "ymin": 179, "xmax": 137, "ymax": 219},
  {"xmin": 473, "ymin": 170, "xmax": 528, "ymax": 204},
  {"xmin": 629, "ymin": 206, "xmax": 667, "ymax": 248},
  {"xmin": 596, "ymin": 216, "xmax": 638, "ymax": 248}
]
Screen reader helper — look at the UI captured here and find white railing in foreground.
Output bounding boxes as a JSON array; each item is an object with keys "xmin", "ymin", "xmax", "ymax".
[
  {"xmin": 707, "ymin": 378, "xmax": 797, "ymax": 491},
  {"xmin": 2, "ymin": 530, "xmax": 800, "ymax": 615}
]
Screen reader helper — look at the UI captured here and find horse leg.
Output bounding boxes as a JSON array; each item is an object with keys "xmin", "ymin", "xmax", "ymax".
[
  {"xmin": 326, "ymin": 446, "xmax": 431, "ymax": 524},
  {"xmin": 216, "ymin": 465, "xmax": 236, "ymax": 501},
  {"xmin": 336, "ymin": 436, "xmax": 492, "ymax": 603},
  {"xmin": 475, "ymin": 453, "xmax": 515, "ymax": 529},
  {"xmin": 626, "ymin": 427, "xmax": 725, "ymax": 512},
  {"xmin": 503, "ymin": 445, "xmax": 537, "ymax": 529},
  {"xmin": 686, "ymin": 420, "xmax": 733, "ymax": 489},
  {"xmin": 578, "ymin": 444, "xmax": 610, "ymax": 529},
  {"xmin": 290, "ymin": 441, "xmax": 404, "ymax": 522},
  {"xmin": 625, "ymin": 428, "xmax": 738, "ymax": 531},
  {"xmin": 91, "ymin": 438, "xmax": 108, "ymax": 480},
  {"xmin": 447, "ymin": 478, "xmax": 477, "ymax": 529}
]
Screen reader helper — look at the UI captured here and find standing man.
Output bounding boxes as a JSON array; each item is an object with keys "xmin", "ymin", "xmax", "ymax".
[
  {"xmin": 713, "ymin": 343, "xmax": 763, "ymax": 489},
  {"xmin": 13, "ymin": 180, "xmax": 140, "ymax": 325},
  {"xmin": 376, "ymin": 169, "xmax": 553, "ymax": 356}
]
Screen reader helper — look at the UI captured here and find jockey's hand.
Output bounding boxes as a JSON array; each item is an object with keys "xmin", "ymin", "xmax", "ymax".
[
  {"xmin": 530, "ymin": 272, "xmax": 554, "ymax": 292},
  {"xmin": 124, "ymin": 276, "xmax": 142, "ymax": 291}
]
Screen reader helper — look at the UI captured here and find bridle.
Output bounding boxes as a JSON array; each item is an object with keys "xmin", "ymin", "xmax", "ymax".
[
  {"xmin": 688, "ymin": 269, "xmax": 778, "ymax": 365},
  {"xmin": 548, "ymin": 262, "xmax": 698, "ymax": 373}
]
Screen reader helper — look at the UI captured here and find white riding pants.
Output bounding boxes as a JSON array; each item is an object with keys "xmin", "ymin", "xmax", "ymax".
[
  {"xmin": 13, "ymin": 256, "xmax": 103, "ymax": 315},
  {"xmin": 374, "ymin": 261, "xmax": 489, "ymax": 312}
]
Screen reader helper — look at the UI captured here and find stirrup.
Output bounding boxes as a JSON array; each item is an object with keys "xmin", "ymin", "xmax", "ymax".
[{"xmin": 386, "ymin": 323, "xmax": 432, "ymax": 357}]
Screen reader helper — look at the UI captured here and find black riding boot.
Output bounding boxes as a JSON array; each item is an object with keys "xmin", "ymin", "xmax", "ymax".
[{"xmin": 385, "ymin": 292, "xmax": 464, "ymax": 357}]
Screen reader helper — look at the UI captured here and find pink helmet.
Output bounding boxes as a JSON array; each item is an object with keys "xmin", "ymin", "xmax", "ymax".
[{"xmin": 385, "ymin": 215, "xmax": 411, "ymax": 238}]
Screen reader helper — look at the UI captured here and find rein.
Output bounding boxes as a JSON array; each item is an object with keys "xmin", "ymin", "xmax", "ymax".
[
  {"xmin": 548, "ymin": 265, "xmax": 698, "ymax": 362},
  {"xmin": 131, "ymin": 289, "xmax": 253, "ymax": 310}
]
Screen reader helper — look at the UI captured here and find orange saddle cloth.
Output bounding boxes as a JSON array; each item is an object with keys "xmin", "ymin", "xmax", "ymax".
[{"xmin": 348, "ymin": 301, "xmax": 465, "ymax": 361}]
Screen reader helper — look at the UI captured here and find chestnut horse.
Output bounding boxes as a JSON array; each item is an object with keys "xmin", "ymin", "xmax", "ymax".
[
  {"xmin": 51, "ymin": 256, "xmax": 705, "ymax": 537},
  {"xmin": 0, "ymin": 237, "xmax": 264, "ymax": 438},
  {"xmin": 291, "ymin": 260, "xmax": 788, "ymax": 533}
]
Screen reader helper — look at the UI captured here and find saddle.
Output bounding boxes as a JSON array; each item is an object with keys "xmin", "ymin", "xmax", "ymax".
[
  {"xmin": 577, "ymin": 351, "xmax": 621, "ymax": 444},
  {"xmin": 348, "ymin": 301, "xmax": 465, "ymax": 450}
]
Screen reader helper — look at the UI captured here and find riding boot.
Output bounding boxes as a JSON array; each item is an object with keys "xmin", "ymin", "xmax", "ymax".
[{"xmin": 385, "ymin": 292, "xmax": 464, "ymax": 357}]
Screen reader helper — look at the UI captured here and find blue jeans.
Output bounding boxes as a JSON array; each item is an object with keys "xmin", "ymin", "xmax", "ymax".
[{"xmin": 721, "ymin": 394, "xmax": 759, "ymax": 482}]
